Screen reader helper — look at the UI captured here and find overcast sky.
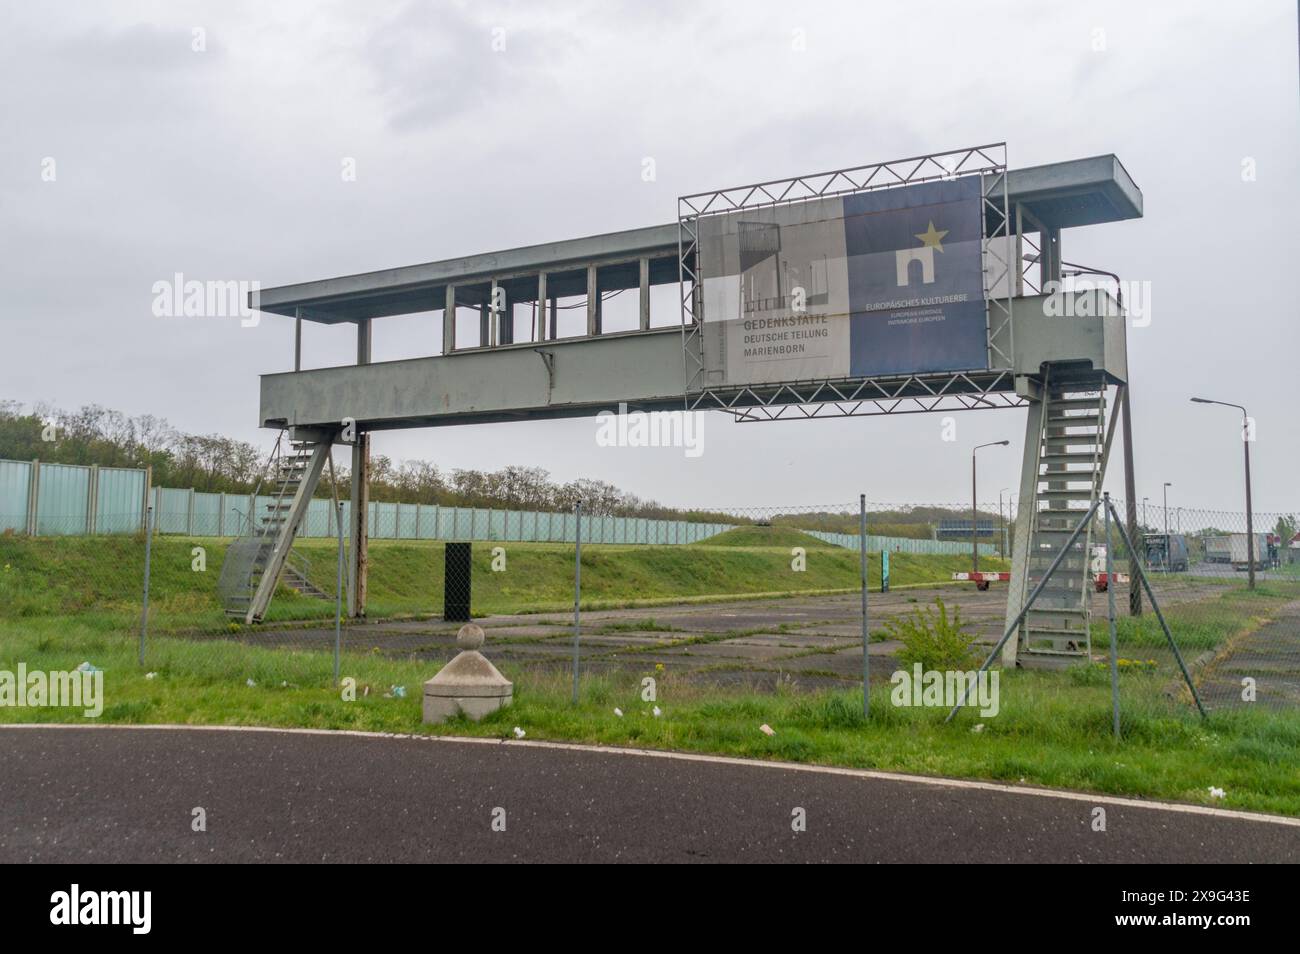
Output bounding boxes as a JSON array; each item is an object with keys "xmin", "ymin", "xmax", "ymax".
[{"xmin": 2, "ymin": 0, "xmax": 1297, "ymax": 515}]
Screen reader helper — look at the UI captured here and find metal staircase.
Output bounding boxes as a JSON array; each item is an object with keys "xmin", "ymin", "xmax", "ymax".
[
  {"xmin": 281, "ymin": 554, "xmax": 329, "ymax": 600},
  {"xmin": 217, "ymin": 434, "xmax": 332, "ymax": 623},
  {"xmin": 1019, "ymin": 370, "xmax": 1110, "ymax": 667}
]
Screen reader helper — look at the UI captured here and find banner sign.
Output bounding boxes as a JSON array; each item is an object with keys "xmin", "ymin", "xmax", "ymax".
[{"xmin": 696, "ymin": 176, "xmax": 988, "ymax": 387}]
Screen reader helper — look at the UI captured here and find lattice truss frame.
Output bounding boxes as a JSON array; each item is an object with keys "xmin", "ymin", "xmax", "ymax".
[{"xmin": 678, "ymin": 144, "xmax": 1015, "ymax": 421}]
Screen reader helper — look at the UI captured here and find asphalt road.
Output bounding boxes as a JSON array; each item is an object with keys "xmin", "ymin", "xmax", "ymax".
[{"xmin": 2, "ymin": 725, "xmax": 1296, "ymax": 863}]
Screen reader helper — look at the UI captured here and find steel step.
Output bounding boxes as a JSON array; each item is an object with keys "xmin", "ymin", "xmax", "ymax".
[
  {"xmin": 1040, "ymin": 451, "xmax": 1099, "ymax": 462},
  {"xmin": 1024, "ymin": 608, "xmax": 1086, "ymax": 623},
  {"xmin": 1038, "ymin": 488, "xmax": 1098, "ymax": 499}
]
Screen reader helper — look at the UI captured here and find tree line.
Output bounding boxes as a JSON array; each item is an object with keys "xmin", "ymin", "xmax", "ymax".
[{"xmin": 0, "ymin": 400, "xmax": 733, "ymax": 521}]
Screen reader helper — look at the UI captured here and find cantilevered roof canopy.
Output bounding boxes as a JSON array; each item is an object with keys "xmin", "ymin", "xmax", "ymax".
[{"xmin": 255, "ymin": 154, "xmax": 1141, "ymax": 325}]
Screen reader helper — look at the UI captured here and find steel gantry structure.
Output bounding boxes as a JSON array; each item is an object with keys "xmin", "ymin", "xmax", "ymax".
[{"xmin": 239, "ymin": 150, "xmax": 1142, "ymax": 667}]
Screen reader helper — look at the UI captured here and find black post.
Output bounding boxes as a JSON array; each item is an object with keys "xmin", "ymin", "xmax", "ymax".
[{"xmin": 444, "ymin": 542, "xmax": 472, "ymax": 622}]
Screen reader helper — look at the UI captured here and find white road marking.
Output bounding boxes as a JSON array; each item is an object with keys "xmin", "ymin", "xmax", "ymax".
[{"xmin": 4, "ymin": 722, "xmax": 1297, "ymax": 827}]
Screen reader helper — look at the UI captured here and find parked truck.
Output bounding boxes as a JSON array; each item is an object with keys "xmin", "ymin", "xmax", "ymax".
[
  {"xmin": 1204, "ymin": 533, "xmax": 1269, "ymax": 571},
  {"xmin": 1143, "ymin": 532, "xmax": 1189, "ymax": 571}
]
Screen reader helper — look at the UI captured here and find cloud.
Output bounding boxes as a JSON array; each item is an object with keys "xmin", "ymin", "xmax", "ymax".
[{"xmin": 360, "ymin": 1, "xmax": 563, "ymax": 132}]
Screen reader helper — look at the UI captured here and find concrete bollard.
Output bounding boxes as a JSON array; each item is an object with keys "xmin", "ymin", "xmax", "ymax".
[{"xmin": 422, "ymin": 623, "xmax": 513, "ymax": 724}]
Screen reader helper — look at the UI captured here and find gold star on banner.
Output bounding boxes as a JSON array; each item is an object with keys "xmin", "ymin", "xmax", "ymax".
[{"xmin": 915, "ymin": 220, "xmax": 948, "ymax": 251}]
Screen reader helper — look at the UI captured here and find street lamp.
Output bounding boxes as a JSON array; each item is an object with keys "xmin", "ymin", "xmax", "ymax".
[
  {"xmin": 998, "ymin": 487, "xmax": 1011, "ymax": 560},
  {"xmin": 1163, "ymin": 481, "xmax": 1172, "ymax": 570},
  {"xmin": 972, "ymin": 440, "xmax": 1010, "ymax": 573},
  {"xmin": 1191, "ymin": 397, "xmax": 1255, "ymax": 589}
]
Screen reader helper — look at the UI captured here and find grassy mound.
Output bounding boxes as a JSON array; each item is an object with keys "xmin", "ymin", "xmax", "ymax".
[
  {"xmin": 0, "ymin": 533, "xmax": 1006, "ymax": 628},
  {"xmin": 699, "ymin": 525, "xmax": 839, "ymax": 549}
]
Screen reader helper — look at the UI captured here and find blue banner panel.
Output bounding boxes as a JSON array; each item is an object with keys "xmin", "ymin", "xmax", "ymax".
[{"xmin": 844, "ymin": 176, "xmax": 987, "ymax": 376}]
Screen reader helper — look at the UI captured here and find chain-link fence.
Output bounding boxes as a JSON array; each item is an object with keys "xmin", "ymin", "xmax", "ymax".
[
  {"xmin": 1083, "ymin": 499, "xmax": 1300, "ymax": 714},
  {"xmin": 1, "ymin": 497, "xmax": 1295, "ymax": 732}
]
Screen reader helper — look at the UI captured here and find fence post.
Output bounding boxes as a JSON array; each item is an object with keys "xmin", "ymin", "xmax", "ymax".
[
  {"xmin": 1103, "ymin": 493, "xmax": 1121, "ymax": 740},
  {"xmin": 140, "ymin": 465, "xmax": 151, "ymax": 534},
  {"xmin": 572, "ymin": 500, "xmax": 582, "ymax": 704},
  {"xmin": 139, "ymin": 505, "xmax": 154, "ymax": 667},
  {"xmin": 87, "ymin": 463, "xmax": 98, "ymax": 534},
  {"xmin": 26, "ymin": 459, "xmax": 40, "ymax": 536},
  {"xmin": 859, "ymin": 494, "xmax": 869, "ymax": 718},
  {"xmin": 335, "ymin": 502, "xmax": 344, "ymax": 685}
]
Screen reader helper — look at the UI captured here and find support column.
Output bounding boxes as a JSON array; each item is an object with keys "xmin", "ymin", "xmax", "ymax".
[
  {"xmin": 549, "ymin": 296, "xmax": 558, "ymax": 340},
  {"xmin": 294, "ymin": 306, "xmax": 303, "ymax": 371},
  {"xmin": 1013, "ymin": 206, "xmax": 1024, "ymax": 297},
  {"xmin": 348, "ymin": 433, "xmax": 370, "ymax": 618},
  {"xmin": 498, "ymin": 285, "xmax": 512, "ymax": 345},
  {"xmin": 489, "ymin": 280, "xmax": 502, "ymax": 346},
  {"xmin": 536, "ymin": 272, "xmax": 547, "ymax": 342},
  {"xmin": 356, "ymin": 318, "xmax": 372, "ymax": 365},
  {"xmin": 639, "ymin": 257, "xmax": 650, "ymax": 330},
  {"xmin": 478, "ymin": 303, "xmax": 490, "ymax": 348},
  {"xmin": 1001, "ymin": 396, "xmax": 1045, "ymax": 667},
  {"xmin": 349, "ymin": 318, "xmax": 372, "ymax": 617},
  {"xmin": 586, "ymin": 265, "xmax": 599, "ymax": 336},
  {"xmin": 442, "ymin": 285, "xmax": 456, "ymax": 354},
  {"xmin": 1041, "ymin": 226, "xmax": 1062, "ymax": 288}
]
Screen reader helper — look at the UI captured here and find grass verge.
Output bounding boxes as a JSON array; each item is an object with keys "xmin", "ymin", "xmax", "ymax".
[{"xmin": 2, "ymin": 583, "xmax": 1298, "ymax": 817}]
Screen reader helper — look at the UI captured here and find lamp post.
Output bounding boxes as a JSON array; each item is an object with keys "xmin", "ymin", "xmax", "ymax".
[
  {"xmin": 998, "ymin": 488, "xmax": 1011, "ymax": 560},
  {"xmin": 1191, "ymin": 398, "xmax": 1255, "ymax": 590},
  {"xmin": 972, "ymin": 440, "xmax": 1010, "ymax": 573},
  {"xmin": 1163, "ymin": 481, "xmax": 1172, "ymax": 571}
]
